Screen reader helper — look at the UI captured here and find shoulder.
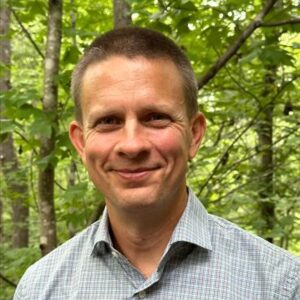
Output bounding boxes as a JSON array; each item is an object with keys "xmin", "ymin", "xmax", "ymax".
[
  {"xmin": 14, "ymin": 221, "xmax": 100, "ymax": 299},
  {"xmin": 207, "ymin": 214, "xmax": 300, "ymax": 297},
  {"xmin": 31, "ymin": 220, "xmax": 100, "ymax": 270},
  {"xmin": 208, "ymin": 213, "xmax": 299, "ymax": 261}
]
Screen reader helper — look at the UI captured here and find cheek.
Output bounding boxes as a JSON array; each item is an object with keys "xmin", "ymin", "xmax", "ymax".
[
  {"xmin": 152, "ymin": 130, "xmax": 189, "ymax": 160},
  {"xmin": 84, "ymin": 136, "xmax": 112, "ymax": 166}
]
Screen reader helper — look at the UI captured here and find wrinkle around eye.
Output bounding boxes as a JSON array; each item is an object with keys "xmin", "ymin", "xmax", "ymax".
[
  {"xmin": 143, "ymin": 112, "xmax": 172, "ymax": 127},
  {"xmin": 91, "ymin": 116, "xmax": 123, "ymax": 132}
]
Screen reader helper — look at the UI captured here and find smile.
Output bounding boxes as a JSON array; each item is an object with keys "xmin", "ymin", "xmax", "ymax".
[{"xmin": 114, "ymin": 167, "xmax": 160, "ymax": 181}]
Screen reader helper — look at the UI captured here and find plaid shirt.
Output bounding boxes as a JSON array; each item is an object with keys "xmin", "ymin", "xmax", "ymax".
[{"xmin": 14, "ymin": 189, "xmax": 300, "ymax": 299}]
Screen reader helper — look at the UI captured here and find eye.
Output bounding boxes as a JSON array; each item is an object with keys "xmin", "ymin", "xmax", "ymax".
[
  {"xmin": 94, "ymin": 116, "xmax": 122, "ymax": 131},
  {"xmin": 145, "ymin": 112, "xmax": 171, "ymax": 127}
]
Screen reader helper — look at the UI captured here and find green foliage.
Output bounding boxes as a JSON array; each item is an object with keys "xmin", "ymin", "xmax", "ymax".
[{"xmin": 0, "ymin": 246, "xmax": 40, "ymax": 300}]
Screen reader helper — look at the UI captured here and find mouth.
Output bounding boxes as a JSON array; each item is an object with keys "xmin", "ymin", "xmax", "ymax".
[{"xmin": 114, "ymin": 167, "xmax": 161, "ymax": 181}]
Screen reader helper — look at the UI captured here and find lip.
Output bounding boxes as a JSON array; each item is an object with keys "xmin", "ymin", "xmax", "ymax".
[{"xmin": 114, "ymin": 167, "xmax": 160, "ymax": 181}]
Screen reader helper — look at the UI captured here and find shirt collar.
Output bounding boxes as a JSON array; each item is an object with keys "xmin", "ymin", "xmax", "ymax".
[
  {"xmin": 92, "ymin": 187, "xmax": 212, "ymax": 256},
  {"xmin": 92, "ymin": 207, "xmax": 112, "ymax": 256},
  {"xmin": 168, "ymin": 187, "xmax": 212, "ymax": 251}
]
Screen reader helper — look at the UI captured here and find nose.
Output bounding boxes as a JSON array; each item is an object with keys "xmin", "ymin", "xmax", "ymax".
[{"xmin": 115, "ymin": 120, "xmax": 150, "ymax": 159}]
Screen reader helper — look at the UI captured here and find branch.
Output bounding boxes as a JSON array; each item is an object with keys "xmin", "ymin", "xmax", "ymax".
[
  {"xmin": 261, "ymin": 18, "xmax": 300, "ymax": 27},
  {"xmin": 198, "ymin": 0, "xmax": 278, "ymax": 90},
  {"xmin": 217, "ymin": 125, "xmax": 299, "ymax": 186},
  {"xmin": 11, "ymin": 8, "xmax": 44, "ymax": 59},
  {"xmin": 198, "ymin": 73, "xmax": 299, "ymax": 195},
  {"xmin": 14, "ymin": 129, "xmax": 38, "ymax": 156},
  {"xmin": 211, "ymin": 155, "xmax": 300, "ymax": 205},
  {"xmin": 55, "ymin": 180, "xmax": 67, "ymax": 191},
  {"xmin": 157, "ymin": 0, "xmax": 168, "ymax": 11},
  {"xmin": 0, "ymin": 272, "xmax": 17, "ymax": 288},
  {"xmin": 213, "ymin": 121, "xmax": 226, "ymax": 147},
  {"xmin": 198, "ymin": 117, "xmax": 256, "ymax": 195}
]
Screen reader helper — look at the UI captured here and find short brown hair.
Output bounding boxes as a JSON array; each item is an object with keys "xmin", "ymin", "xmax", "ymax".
[{"xmin": 71, "ymin": 27, "xmax": 198, "ymax": 122}]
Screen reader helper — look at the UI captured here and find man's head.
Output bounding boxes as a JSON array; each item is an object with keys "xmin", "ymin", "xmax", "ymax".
[
  {"xmin": 69, "ymin": 27, "xmax": 205, "ymax": 215},
  {"xmin": 71, "ymin": 27, "xmax": 198, "ymax": 123}
]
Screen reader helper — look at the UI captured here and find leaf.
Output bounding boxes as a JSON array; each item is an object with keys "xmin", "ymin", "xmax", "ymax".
[
  {"xmin": 0, "ymin": 132, "xmax": 9, "ymax": 143},
  {"xmin": 29, "ymin": 114, "xmax": 54, "ymax": 139},
  {"xmin": 258, "ymin": 47, "xmax": 295, "ymax": 66},
  {"xmin": 292, "ymin": 42, "xmax": 300, "ymax": 49},
  {"xmin": 56, "ymin": 70, "xmax": 72, "ymax": 93},
  {"xmin": 63, "ymin": 45, "xmax": 81, "ymax": 65},
  {"xmin": 172, "ymin": 0, "xmax": 197, "ymax": 11},
  {"xmin": 36, "ymin": 152, "xmax": 58, "ymax": 170},
  {"xmin": 148, "ymin": 21, "xmax": 172, "ymax": 34},
  {"xmin": 280, "ymin": 215, "xmax": 295, "ymax": 227},
  {"xmin": 0, "ymin": 119, "xmax": 15, "ymax": 135},
  {"xmin": 63, "ymin": 182, "xmax": 89, "ymax": 203},
  {"xmin": 180, "ymin": 1, "xmax": 197, "ymax": 11},
  {"xmin": 239, "ymin": 48, "xmax": 260, "ymax": 64},
  {"xmin": 177, "ymin": 16, "xmax": 192, "ymax": 34},
  {"xmin": 28, "ymin": 0, "xmax": 47, "ymax": 16},
  {"xmin": 55, "ymin": 131, "xmax": 73, "ymax": 159}
]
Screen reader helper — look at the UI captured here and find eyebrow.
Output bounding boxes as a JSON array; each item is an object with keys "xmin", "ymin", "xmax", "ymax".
[{"xmin": 138, "ymin": 103, "xmax": 175, "ymax": 112}]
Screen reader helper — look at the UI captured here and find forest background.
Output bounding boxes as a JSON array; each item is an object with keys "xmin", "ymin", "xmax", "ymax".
[{"xmin": 0, "ymin": 0, "xmax": 299, "ymax": 298}]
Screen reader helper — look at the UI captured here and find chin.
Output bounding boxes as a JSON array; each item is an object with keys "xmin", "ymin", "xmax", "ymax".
[{"xmin": 110, "ymin": 187, "xmax": 162, "ymax": 210}]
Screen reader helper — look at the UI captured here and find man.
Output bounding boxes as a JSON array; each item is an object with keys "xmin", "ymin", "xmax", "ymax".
[{"xmin": 14, "ymin": 27, "xmax": 299, "ymax": 299}]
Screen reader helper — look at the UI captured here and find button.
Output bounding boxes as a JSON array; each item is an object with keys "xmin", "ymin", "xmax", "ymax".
[
  {"xmin": 138, "ymin": 290, "xmax": 146, "ymax": 299},
  {"xmin": 111, "ymin": 250, "xmax": 119, "ymax": 258}
]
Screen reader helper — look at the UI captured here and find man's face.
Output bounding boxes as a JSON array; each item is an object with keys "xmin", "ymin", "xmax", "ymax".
[{"xmin": 70, "ymin": 56, "xmax": 205, "ymax": 213}]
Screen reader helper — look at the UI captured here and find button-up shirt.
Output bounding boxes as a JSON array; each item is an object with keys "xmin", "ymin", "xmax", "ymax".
[{"xmin": 14, "ymin": 189, "xmax": 300, "ymax": 299}]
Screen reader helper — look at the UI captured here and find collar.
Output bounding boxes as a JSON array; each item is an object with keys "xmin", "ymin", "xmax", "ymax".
[
  {"xmin": 91, "ymin": 207, "xmax": 112, "ymax": 256},
  {"xmin": 91, "ymin": 187, "xmax": 212, "ymax": 256},
  {"xmin": 168, "ymin": 188, "xmax": 212, "ymax": 251}
]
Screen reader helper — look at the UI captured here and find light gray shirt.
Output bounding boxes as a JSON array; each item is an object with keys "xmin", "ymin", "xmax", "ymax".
[{"xmin": 14, "ymin": 189, "xmax": 300, "ymax": 299}]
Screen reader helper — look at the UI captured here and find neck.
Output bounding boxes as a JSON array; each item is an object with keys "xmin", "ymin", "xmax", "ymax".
[{"xmin": 106, "ymin": 191, "xmax": 188, "ymax": 278}]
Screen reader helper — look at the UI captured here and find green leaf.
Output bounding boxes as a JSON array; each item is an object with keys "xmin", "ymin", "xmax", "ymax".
[
  {"xmin": 292, "ymin": 42, "xmax": 300, "ymax": 49},
  {"xmin": 180, "ymin": 1, "xmax": 197, "ymax": 11},
  {"xmin": 148, "ymin": 21, "xmax": 172, "ymax": 34},
  {"xmin": 63, "ymin": 182, "xmax": 89, "ymax": 203},
  {"xmin": 29, "ymin": 114, "xmax": 54, "ymax": 139},
  {"xmin": 280, "ymin": 215, "xmax": 295, "ymax": 227},
  {"xmin": 258, "ymin": 47, "xmax": 295, "ymax": 66},
  {"xmin": 0, "ymin": 119, "xmax": 15, "ymax": 135},
  {"xmin": 239, "ymin": 48, "xmax": 260, "ymax": 64},
  {"xmin": 56, "ymin": 70, "xmax": 72, "ymax": 93},
  {"xmin": 177, "ymin": 16, "xmax": 192, "ymax": 34},
  {"xmin": 36, "ymin": 152, "xmax": 58, "ymax": 170},
  {"xmin": 63, "ymin": 45, "xmax": 81, "ymax": 65},
  {"xmin": 0, "ymin": 132, "xmax": 9, "ymax": 143}
]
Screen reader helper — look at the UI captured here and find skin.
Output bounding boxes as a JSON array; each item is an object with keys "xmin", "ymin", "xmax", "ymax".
[{"xmin": 69, "ymin": 55, "xmax": 206, "ymax": 278}]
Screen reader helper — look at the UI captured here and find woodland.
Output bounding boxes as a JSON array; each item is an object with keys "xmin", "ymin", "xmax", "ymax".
[{"xmin": 0, "ymin": 0, "xmax": 299, "ymax": 298}]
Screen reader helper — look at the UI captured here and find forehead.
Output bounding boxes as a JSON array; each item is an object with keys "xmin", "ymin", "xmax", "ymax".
[
  {"xmin": 82, "ymin": 55, "xmax": 183, "ymax": 88},
  {"xmin": 81, "ymin": 55, "xmax": 186, "ymax": 111}
]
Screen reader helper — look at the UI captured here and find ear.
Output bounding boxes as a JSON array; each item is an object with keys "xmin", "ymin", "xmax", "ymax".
[
  {"xmin": 69, "ymin": 121, "xmax": 86, "ymax": 163},
  {"xmin": 188, "ymin": 112, "xmax": 206, "ymax": 160}
]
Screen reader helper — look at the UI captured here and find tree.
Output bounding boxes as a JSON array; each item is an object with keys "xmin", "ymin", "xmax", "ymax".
[
  {"xmin": 0, "ymin": 0, "xmax": 29, "ymax": 248},
  {"xmin": 38, "ymin": 0, "xmax": 63, "ymax": 256},
  {"xmin": 113, "ymin": 0, "xmax": 131, "ymax": 28}
]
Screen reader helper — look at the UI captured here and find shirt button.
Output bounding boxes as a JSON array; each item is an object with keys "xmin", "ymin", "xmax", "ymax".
[
  {"xmin": 138, "ymin": 290, "xmax": 146, "ymax": 299},
  {"xmin": 111, "ymin": 250, "xmax": 119, "ymax": 258}
]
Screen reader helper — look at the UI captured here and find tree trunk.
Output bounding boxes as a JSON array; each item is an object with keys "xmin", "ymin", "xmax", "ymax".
[
  {"xmin": 0, "ymin": 1, "xmax": 29, "ymax": 248},
  {"xmin": 0, "ymin": 199, "xmax": 2, "ymax": 243},
  {"xmin": 256, "ymin": 64, "xmax": 276, "ymax": 243},
  {"xmin": 113, "ymin": 0, "xmax": 131, "ymax": 29},
  {"xmin": 38, "ymin": 0, "xmax": 62, "ymax": 256}
]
